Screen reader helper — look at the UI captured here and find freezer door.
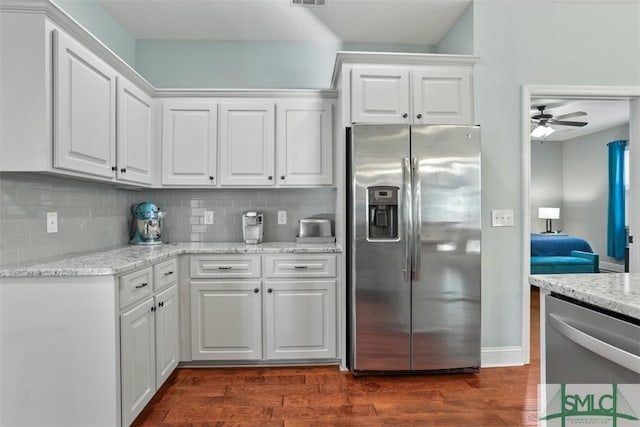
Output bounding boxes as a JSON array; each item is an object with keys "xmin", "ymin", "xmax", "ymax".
[
  {"xmin": 351, "ymin": 124, "xmax": 411, "ymax": 372},
  {"xmin": 410, "ymin": 125, "xmax": 481, "ymax": 371}
]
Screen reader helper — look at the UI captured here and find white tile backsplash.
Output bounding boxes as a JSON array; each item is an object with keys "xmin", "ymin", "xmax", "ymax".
[{"xmin": 0, "ymin": 173, "xmax": 336, "ymax": 266}]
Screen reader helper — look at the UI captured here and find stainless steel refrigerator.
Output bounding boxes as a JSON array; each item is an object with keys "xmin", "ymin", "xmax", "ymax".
[{"xmin": 347, "ymin": 124, "xmax": 481, "ymax": 374}]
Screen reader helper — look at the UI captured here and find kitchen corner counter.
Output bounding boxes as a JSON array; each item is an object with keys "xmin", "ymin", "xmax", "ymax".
[
  {"xmin": 529, "ymin": 273, "xmax": 640, "ymax": 320},
  {"xmin": 0, "ymin": 242, "xmax": 343, "ymax": 278}
]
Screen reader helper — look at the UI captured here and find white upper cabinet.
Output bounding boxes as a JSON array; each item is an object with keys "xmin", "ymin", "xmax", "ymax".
[
  {"xmin": 219, "ymin": 103, "xmax": 276, "ymax": 186},
  {"xmin": 277, "ymin": 101, "xmax": 333, "ymax": 186},
  {"xmin": 162, "ymin": 101, "xmax": 218, "ymax": 186},
  {"xmin": 117, "ymin": 77, "xmax": 153, "ymax": 185},
  {"xmin": 53, "ymin": 29, "xmax": 117, "ymax": 178},
  {"xmin": 412, "ymin": 65, "xmax": 473, "ymax": 125},
  {"xmin": 350, "ymin": 64, "xmax": 474, "ymax": 125},
  {"xmin": 351, "ymin": 68, "xmax": 410, "ymax": 124}
]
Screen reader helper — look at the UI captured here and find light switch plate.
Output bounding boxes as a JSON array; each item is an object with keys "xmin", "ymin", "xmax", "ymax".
[
  {"xmin": 277, "ymin": 211, "xmax": 287, "ymax": 225},
  {"xmin": 46, "ymin": 212, "xmax": 58, "ymax": 233},
  {"xmin": 204, "ymin": 211, "xmax": 214, "ymax": 225},
  {"xmin": 491, "ymin": 209, "xmax": 514, "ymax": 227}
]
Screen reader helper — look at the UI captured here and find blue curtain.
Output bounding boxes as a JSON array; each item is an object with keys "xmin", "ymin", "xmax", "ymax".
[{"xmin": 607, "ymin": 140, "xmax": 627, "ymax": 259}]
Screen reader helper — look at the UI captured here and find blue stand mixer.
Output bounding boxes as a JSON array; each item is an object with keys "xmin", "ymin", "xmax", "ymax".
[{"xmin": 129, "ymin": 202, "xmax": 165, "ymax": 245}]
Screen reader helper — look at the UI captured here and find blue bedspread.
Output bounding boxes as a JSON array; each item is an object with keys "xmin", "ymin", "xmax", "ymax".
[{"xmin": 530, "ymin": 233, "xmax": 593, "ymax": 256}]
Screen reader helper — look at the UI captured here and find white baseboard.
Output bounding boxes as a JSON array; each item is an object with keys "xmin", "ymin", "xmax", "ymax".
[
  {"xmin": 600, "ymin": 261, "xmax": 624, "ymax": 273},
  {"xmin": 481, "ymin": 346, "xmax": 526, "ymax": 368}
]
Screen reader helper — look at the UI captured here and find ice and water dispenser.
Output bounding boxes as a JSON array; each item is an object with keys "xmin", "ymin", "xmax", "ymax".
[{"xmin": 367, "ymin": 186, "xmax": 399, "ymax": 240}]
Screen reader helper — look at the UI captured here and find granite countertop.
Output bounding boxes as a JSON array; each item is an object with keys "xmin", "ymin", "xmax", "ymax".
[
  {"xmin": 529, "ymin": 273, "xmax": 640, "ymax": 320},
  {"xmin": 0, "ymin": 242, "xmax": 342, "ymax": 278}
]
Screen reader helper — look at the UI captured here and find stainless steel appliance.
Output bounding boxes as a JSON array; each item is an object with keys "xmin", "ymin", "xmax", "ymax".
[
  {"xmin": 348, "ymin": 124, "xmax": 481, "ymax": 374},
  {"xmin": 296, "ymin": 217, "xmax": 336, "ymax": 243},
  {"xmin": 242, "ymin": 211, "xmax": 264, "ymax": 244},
  {"xmin": 545, "ymin": 294, "xmax": 640, "ymax": 383},
  {"xmin": 129, "ymin": 202, "xmax": 165, "ymax": 245}
]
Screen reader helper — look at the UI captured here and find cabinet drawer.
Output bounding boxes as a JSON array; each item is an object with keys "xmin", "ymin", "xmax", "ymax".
[
  {"xmin": 264, "ymin": 254, "xmax": 336, "ymax": 278},
  {"xmin": 190, "ymin": 255, "xmax": 261, "ymax": 279},
  {"xmin": 154, "ymin": 258, "xmax": 177, "ymax": 291},
  {"xmin": 119, "ymin": 267, "xmax": 153, "ymax": 308}
]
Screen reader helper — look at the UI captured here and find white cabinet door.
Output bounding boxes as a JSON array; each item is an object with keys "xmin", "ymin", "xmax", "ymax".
[
  {"xmin": 351, "ymin": 67, "xmax": 410, "ymax": 124},
  {"xmin": 264, "ymin": 280, "xmax": 336, "ymax": 360},
  {"xmin": 219, "ymin": 103, "xmax": 275, "ymax": 186},
  {"xmin": 53, "ymin": 29, "xmax": 116, "ymax": 178},
  {"xmin": 277, "ymin": 102, "xmax": 333, "ymax": 186},
  {"xmin": 121, "ymin": 298, "xmax": 155, "ymax": 427},
  {"xmin": 412, "ymin": 66, "xmax": 473, "ymax": 125},
  {"xmin": 116, "ymin": 77, "xmax": 153, "ymax": 185},
  {"xmin": 162, "ymin": 101, "xmax": 217, "ymax": 186},
  {"xmin": 155, "ymin": 284, "xmax": 179, "ymax": 388},
  {"xmin": 190, "ymin": 281, "xmax": 262, "ymax": 360}
]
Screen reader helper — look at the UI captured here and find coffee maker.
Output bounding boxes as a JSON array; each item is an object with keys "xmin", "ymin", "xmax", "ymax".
[
  {"xmin": 129, "ymin": 202, "xmax": 165, "ymax": 245},
  {"xmin": 242, "ymin": 211, "xmax": 264, "ymax": 244}
]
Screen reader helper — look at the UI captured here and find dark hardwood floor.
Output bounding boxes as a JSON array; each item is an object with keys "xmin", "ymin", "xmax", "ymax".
[{"xmin": 134, "ymin": 288, "xmax": 540, "ymax": 426}]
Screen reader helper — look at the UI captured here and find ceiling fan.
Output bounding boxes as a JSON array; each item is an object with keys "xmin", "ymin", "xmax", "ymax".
[{"xmin": 530, "ymin": 105, "xmax": 588, "ymax": 138}]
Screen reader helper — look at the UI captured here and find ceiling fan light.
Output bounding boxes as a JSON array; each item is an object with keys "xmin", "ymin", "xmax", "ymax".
[{"xmin": 531, "ymin": 125, "xmax": 555, "ymax": 138}]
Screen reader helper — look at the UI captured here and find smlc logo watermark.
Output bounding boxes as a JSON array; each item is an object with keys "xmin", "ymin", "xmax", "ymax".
[{"xmin": 539, "ymin": 384, "xmax": 640, "ymax": 426}]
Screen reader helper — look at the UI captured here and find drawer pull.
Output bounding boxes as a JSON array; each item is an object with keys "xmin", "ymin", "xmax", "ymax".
[
  {"xmin": 135, "ymin": 282, "xmax": 149, "ymax": 289},
  {"xmin": 163, "ymin": 271, "xmax": 174, "ymax": 276},
  {"xmin": 158, "ymin": 301, "xmax": 164, "ymax": 308},
  {"xmin": 218, "ymin": 266, "xmax": 232, "ymax": 270},
  {"xmin": 294, "ymin": 265, "xmax": 308, "ymax": 269},
  {"xmin": 254, "ymin": 288, "xmax": 259, "ymax": 293}
]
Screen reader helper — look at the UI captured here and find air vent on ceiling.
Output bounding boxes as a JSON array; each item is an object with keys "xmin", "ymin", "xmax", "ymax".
[{"xmin": 290, "ymin": 0, "xmax": 326, "ymax": 7}]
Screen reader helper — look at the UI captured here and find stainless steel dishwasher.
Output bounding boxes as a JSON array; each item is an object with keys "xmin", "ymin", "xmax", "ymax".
[{"xmin": 545, "ymin": 293, "xmax": 640, "ymax": 383}]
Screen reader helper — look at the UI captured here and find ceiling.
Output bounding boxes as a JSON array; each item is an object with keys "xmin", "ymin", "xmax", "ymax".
[
  {"xmin": 530, "ymin": 99, "xmax": 630, "ymax": 142},
  {"xmin": 99, "ymin": 0, "xmax": 472, "ymax": 44}
]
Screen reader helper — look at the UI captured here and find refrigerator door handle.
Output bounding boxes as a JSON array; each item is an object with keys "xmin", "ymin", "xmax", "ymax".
[
  {"xmin": 412, "ymin": 157, "xmax": 421, "ymax": 281},
  {"xmin": 403, "ymin": 157, "xmax": 412, "ymax": 282}
]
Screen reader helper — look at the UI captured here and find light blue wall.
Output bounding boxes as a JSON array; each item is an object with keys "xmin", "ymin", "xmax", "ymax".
[
  {"xmin": 474, "ymin": 0, "xmax": 640, "ymax": 349},
  {"xmin": 135, "ymin": 41, "xmax": 434, "ymax": 88},
  {"xmin": 437, "ymin": 4, "xmax": 473, "ymax": 55},
  {"xmin": 53, "ymin": 0, "xmax": 136, "ymax": 66}
]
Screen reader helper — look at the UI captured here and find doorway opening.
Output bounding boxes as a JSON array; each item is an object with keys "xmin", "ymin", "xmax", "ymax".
[{"xmin": 521, "ymin": 85, "xmax": 640, "ymax": 365}]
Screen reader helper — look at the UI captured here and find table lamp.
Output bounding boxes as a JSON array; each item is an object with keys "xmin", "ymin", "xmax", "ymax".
[{"xmin": 538, "ymin": 207, "xmax": 560, "ymax": 233}]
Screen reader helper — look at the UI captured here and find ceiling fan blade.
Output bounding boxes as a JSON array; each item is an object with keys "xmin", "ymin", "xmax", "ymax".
[
  {"xmin": 531, "ymin": 112, "xmax": 553, "ymax": 120},
  {"xmin": 549, "ymin": 120, "xmax": 588, "ymax": 127},
  {"xmin": 555, "ymin": 111, "xmax": 587, "ymax": 120}
]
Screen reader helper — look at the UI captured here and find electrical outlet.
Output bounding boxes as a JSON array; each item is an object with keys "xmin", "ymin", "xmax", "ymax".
[
  {"xmin": 46, "ymin": 212, "xmax": 58, "ymax": 233},
  {"xmin": 277, "ymin": 211, "xmax": 287, "ymax": 225},
  {"xmin": 204, "ymin": 211, "xmax": 214, "ymax": 225},
  {"xmin": 491, "ymin": 209, "xmax": 514, "ymax": 227}
]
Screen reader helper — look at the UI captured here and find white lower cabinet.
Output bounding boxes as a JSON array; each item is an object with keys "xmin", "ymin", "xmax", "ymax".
[
  {"xmin": 121, "ymin": 297, "xmax": 156, "ymax": 427},
  {"xmin": 154, "ymin": 284, "xmax": 180, "ymax": 388},
  {"xmin": 264, "ymin": 280, "xmax": 336, "ymax": 360},
  {"xmin": 119, "ymin": 259, "xmax": 179, "ymax": 426},
  {"xmin": 189, "ymin": 254, "xmax": 338, "ymax": 363},
  {"xmin": 191, "ymin": 280, "xmax": 263, "ymax": 360}
]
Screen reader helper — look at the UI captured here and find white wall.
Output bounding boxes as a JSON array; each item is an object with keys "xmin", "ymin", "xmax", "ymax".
[
  {"xmin": 437, "ymin": 4, "xmax": 473, "ymax": 55},
  {"xmin": 134, "ymin": 41, "xmax": 435, "ymax": 88},
  {"xmin": 531, "ymin": 141, "xmax": 563, "ymax": 232},
  {"xmin": 473, "ymin": 0, "xmax": 640, "ymax": 350},
  {"xmin": 52, "ymin": 0, "xmax": 136, "ymax": 66}
]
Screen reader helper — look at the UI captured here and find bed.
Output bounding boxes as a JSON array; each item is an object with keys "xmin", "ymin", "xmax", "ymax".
[{"xmin": 530, "ymin": 234, "xmax": 599, "ymax": 274}]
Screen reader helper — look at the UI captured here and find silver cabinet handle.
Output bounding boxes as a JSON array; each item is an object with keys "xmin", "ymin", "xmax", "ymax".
[
  {"xmin": 549, "ymin": 313, "xmax": 640, "ymax": 374},
  {"xmin": 402, "ymin": 157, "xmax": 412, "ymax": 282},
  {"xmin": 135, "ymin": 282, "xmax": 148, "ymax": 289},
  {"xmin": 411, "ymin": 157, "xmax": 421, "ymax": 281}
]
